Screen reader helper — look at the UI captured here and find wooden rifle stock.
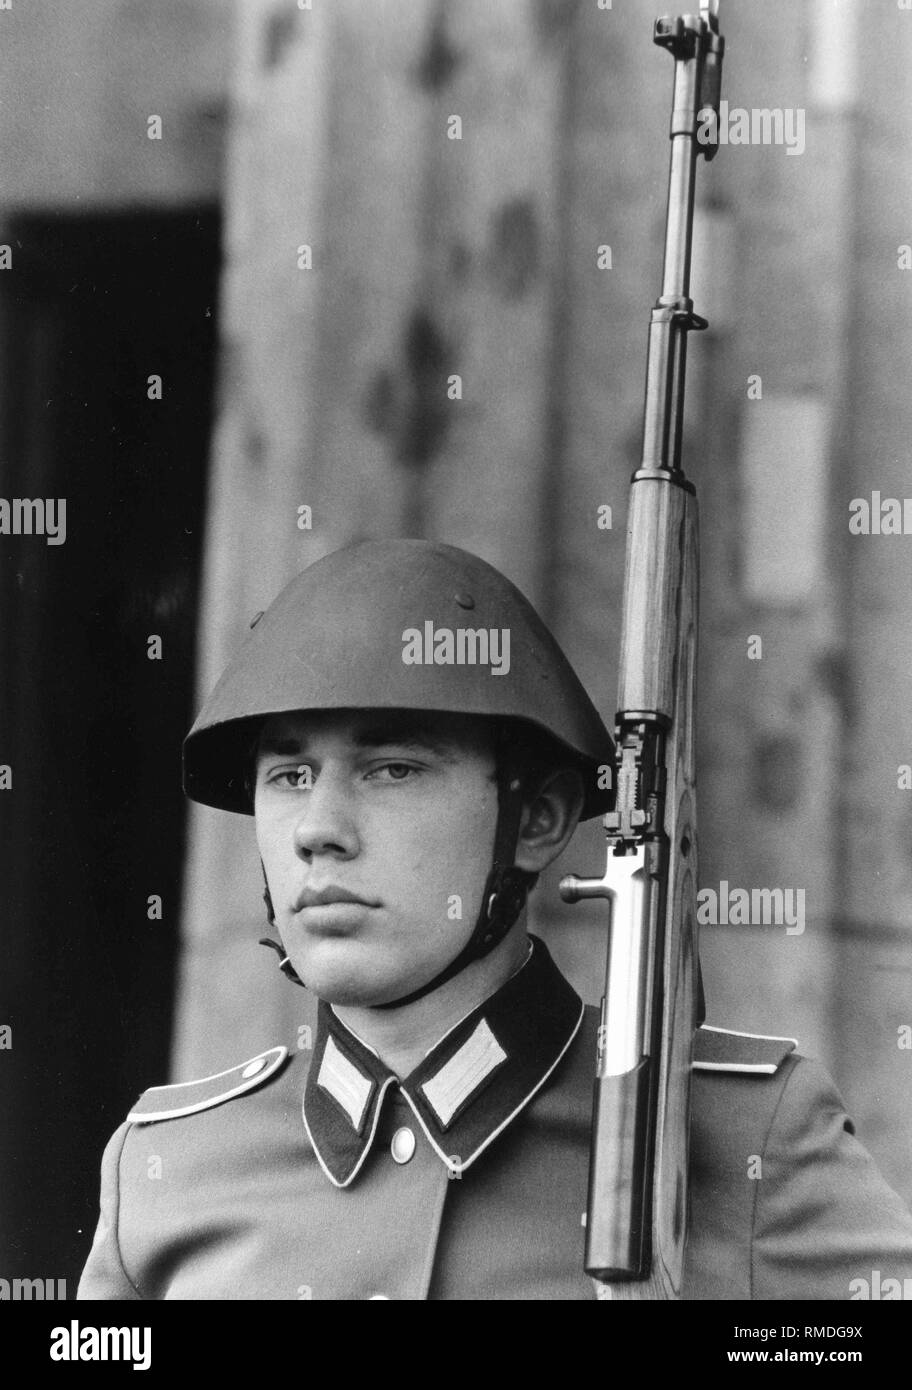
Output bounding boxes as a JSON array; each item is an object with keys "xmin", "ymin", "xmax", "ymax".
[{"xmin": 560, "ymin": 2, "xmax": 724, "ymax": 1299}]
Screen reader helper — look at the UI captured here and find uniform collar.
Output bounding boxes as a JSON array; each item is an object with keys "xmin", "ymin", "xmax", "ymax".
[{"xmin": 302, "ymin": 935, "xmax": 584, "ymax": 1188}]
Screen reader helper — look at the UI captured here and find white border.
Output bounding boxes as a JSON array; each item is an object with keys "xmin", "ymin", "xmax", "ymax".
[
  {"xmin": 128, "ymin": 1046, "xmax": 288, "ymax": 1123},
  {"xmin": 303, "ymin": 1075, "xmax": 397, "ymax": 1190},
  {"xmin": 693, "ymin": 1024, "xmax": 799, "ymax": 1075},
  {"xmin": 700, "ymin": 1024, "xmax": 799, "ymax": 1046},
  {"xmin": 693, "ymin": 1060, "xmax": 781, "ymax": 1075},
  {"xmin": 401, "ymin": 999, "xmax": 585, "ymax": 1175}
]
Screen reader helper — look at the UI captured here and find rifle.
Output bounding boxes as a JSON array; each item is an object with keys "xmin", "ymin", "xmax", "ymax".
[{"xmin": 559, "ymin": 1, "xmax": 724, "ymax": 1298}]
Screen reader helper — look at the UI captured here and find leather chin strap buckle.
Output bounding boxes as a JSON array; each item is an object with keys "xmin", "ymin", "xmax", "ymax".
[
  {"xmin": 258, "ymin": 935, "xmax": 307, "ymax": 987},
  {"xmin": 481, "ymin": 866, "xmax": 531, "ymax": 948},
  {"xmin": 259, "ymin": 876, "xmax": 307, "ymax": 986}
]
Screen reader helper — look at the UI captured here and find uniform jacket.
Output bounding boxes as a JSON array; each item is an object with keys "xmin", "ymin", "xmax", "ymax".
[{"xmin": 78, "ymin": 937, "xmax": 912, "ymax": 1300}]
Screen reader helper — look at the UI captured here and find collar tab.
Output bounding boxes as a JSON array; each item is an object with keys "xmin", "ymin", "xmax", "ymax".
[{"xmin": 302, "ymin": 937, "xmax": 583, "ymax": 1187}]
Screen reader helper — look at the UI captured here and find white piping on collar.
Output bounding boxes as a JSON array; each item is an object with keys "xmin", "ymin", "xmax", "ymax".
[
  {"xmin": 420, "ymin": 939, "xmax": 535, "ymax": 1060},
  {"xmin": 304, "ymin": 941, "xmax": 560, "ymax": 1186},
  {"xmin": 327, "ymin": 1006, "xmax": 383, "ymax": 1059},
  {"xmin": 302, "ymin": 1074, "xmax": 398, "ymax": 1191},
  {"xmin": 399, "ymin": 997, "xmax": 585, "ymax": 1176},
  {"xmin": 326, "ymin": 937, "xmax": 536, "ymax": 1068}
]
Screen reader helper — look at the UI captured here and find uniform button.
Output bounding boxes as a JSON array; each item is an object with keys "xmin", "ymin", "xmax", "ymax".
[
  {"xmin": 390, "ymin": 1126, "xmax": 416, "ymax": 1164},
  {"xmin": 241, "ymin": 1057, "xmax": 268, "ymax": 1079}
]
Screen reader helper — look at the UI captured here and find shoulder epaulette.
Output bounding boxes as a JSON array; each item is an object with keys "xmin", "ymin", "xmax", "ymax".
[
  {"xmin": 127, "ymin": 1046, "xmax": 289, "ymax": 1124},
  {"xmin": 693, "ymin": 1025, "xmax": 797, "ymax": 1076}
]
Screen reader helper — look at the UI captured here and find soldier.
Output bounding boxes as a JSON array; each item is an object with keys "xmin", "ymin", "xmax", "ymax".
[{"xmin": 79, "ymin": 539, "xmax": 912, "ymax": 1300}]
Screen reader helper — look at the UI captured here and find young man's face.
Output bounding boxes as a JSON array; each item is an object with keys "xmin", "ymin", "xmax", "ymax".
[{"xmin": 254, "ymin": 709, "xmax": 500, "ymax": 1007}]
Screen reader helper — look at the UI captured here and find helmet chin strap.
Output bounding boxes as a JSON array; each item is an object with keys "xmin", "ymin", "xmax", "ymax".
[{"xmin": 257, "ymin": 762, "xmax": 536, "ymax": 1009}]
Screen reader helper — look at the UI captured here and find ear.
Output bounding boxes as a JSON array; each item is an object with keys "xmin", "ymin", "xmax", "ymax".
[{"xmin": 512, "ymin": 767, "xmax": 585, "ymax": 874}]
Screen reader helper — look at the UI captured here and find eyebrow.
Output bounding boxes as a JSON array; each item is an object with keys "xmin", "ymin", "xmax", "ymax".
[
  {"xmin": 256, "ymin": 723, "xmax": 459, "ymax": 760},
  {"xmin": 257, "ymin": 737, "xmax": 306, "ymax": 758}
]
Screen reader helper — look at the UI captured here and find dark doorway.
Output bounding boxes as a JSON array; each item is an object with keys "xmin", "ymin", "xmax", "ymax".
[{"xmin": 0, "ymin": 208, "xmax": 221, "ymax": 1291}]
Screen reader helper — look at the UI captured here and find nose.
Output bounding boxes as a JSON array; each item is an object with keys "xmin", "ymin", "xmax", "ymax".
[{"xmin": 291, "ymin": 767, "xmax": 360, "ymax": 862}]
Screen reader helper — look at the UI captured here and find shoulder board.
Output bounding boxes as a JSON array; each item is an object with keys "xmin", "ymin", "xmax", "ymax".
[
  {"xmin": 127, "ymin": 1046, "xmax": 289, "ymax": 1124},
  {"xmin": 693, "ymin": 1025, "xmax": 797, "ymax": 1076}
]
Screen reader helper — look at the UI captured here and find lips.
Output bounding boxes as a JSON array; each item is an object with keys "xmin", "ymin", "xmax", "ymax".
[{"xmin": 293, "ymin": 885, "xmax": 378, "ymax": 911}]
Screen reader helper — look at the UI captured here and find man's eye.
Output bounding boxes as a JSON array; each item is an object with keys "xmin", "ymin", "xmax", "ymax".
[
  {"xmin": 369, "ymin": 762, "xmax": 418, "ymax": 782},
  {"xmin": 265, "ymin": 767, "xmax": 313, "ymax": 789}
]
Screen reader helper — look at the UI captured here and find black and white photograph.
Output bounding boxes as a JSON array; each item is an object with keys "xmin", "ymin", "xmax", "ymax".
[{"xmin": 1, "ymin": 0, "xmax": 911, "ymax": 1350}]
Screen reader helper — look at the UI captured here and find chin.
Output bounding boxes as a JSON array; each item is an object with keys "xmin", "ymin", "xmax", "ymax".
[{"xmin": 289, "ymin": 940, "xmax": 402, "ymax": 1008}]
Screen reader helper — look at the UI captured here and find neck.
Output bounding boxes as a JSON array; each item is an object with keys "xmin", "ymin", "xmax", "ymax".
[{"xmin": 333, "ymin": 924, "xmax": 531, "ymax": 1078}]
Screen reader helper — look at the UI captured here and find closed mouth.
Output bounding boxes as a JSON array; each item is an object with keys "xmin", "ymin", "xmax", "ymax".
[{"xmin": 293, "ymin": 885, "xmax": 377, "ymax": 911}]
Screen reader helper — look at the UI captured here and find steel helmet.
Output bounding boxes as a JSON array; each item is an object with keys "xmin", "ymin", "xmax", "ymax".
[{"xmin": 184, "ymin": 538, "xmax": 615, "ymax": 818}]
